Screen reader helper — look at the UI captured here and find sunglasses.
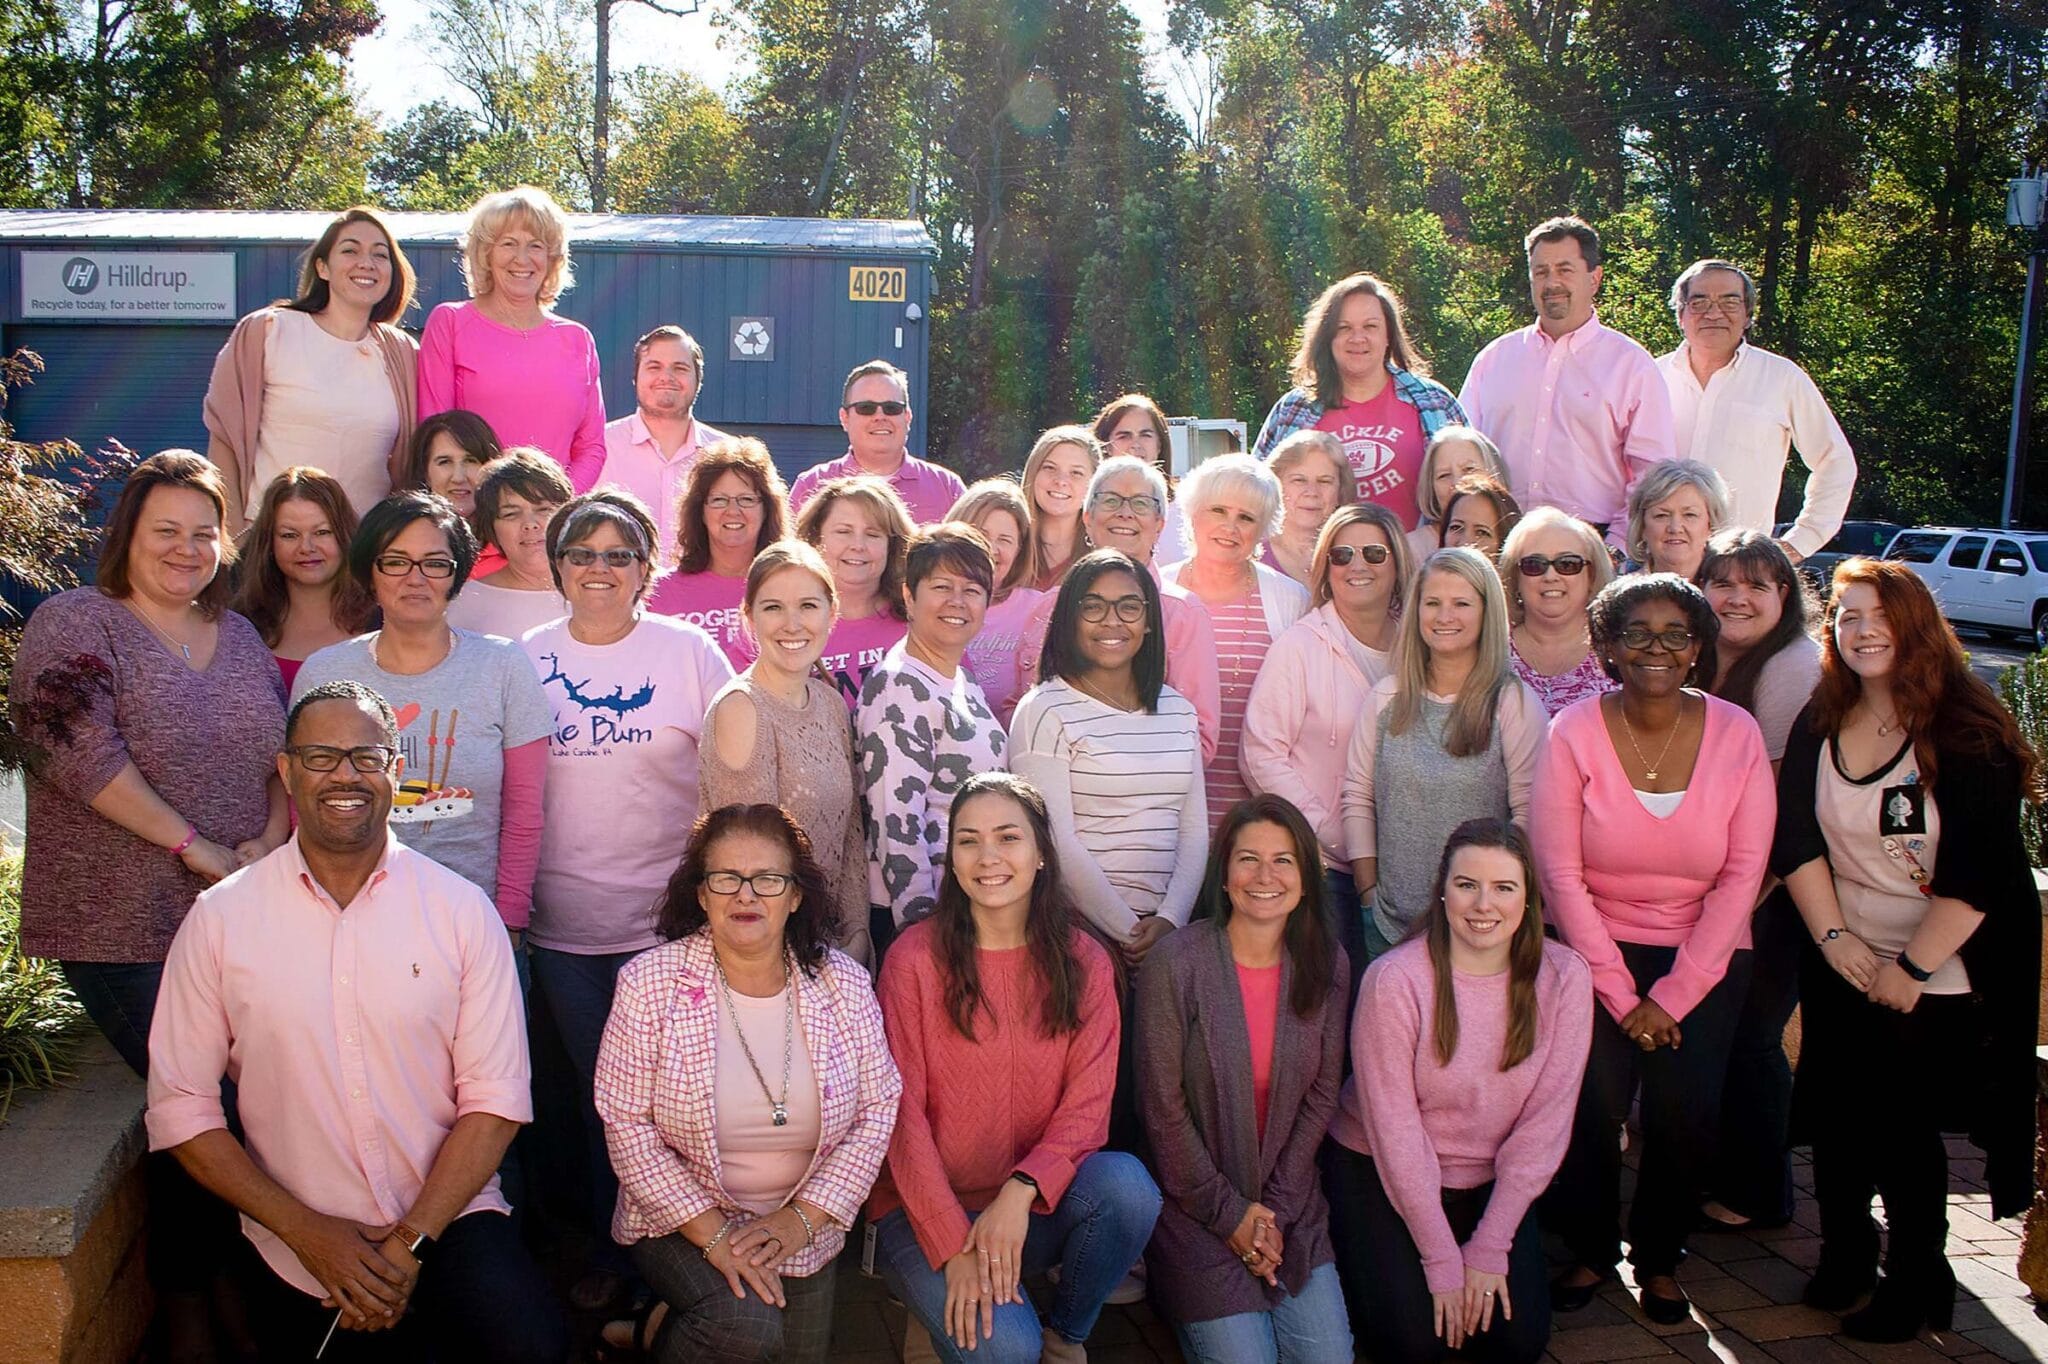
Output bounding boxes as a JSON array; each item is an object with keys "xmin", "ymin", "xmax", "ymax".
[
  {"xmin": 1516, "ymin": 554, "xmax": 1590, "ymax": 578},
  {"xmin": 1328, "ymin": 543, "xmax": 1391, "ymax": 567},
  {"xmin": 558, "ymin": 546, "xmax": 646, "ymax": 568},
  {"xmin": 844, "ymin": 400, "xmax": 908, "ymax": 416}
]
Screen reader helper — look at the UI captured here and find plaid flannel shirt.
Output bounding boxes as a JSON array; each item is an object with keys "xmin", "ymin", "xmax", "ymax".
[{"xmin": 1251, "ymin": 366, "xmax": 1467, "ymax": 461}]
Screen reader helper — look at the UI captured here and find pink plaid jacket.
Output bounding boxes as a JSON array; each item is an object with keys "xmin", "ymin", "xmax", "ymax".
[{"xmin": 593, "ymin": 931, "xmax": 901, "ymax": 1274}]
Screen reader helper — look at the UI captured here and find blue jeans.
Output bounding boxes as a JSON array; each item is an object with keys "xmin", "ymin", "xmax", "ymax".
[
  {"xmin": 529, "ymin": 944, "xmax": 642, "ymax": 1273},
  {"xmin": 875, "ymin": 1151, "xmax": 1161, "ymax": 1363},
  {"xmin": 1174, "ymin": 1261, "xmax": 1354, "ymax": 1364}
]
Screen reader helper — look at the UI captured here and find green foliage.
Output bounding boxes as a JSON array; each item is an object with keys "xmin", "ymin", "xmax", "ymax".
[
  {"xmin": 2001, "ymin": 652, "xmax": 2048, "ymax": 867},
  {"xmin": 0, "ymin": 852, "xmax": 86, "ymax": 1117}
]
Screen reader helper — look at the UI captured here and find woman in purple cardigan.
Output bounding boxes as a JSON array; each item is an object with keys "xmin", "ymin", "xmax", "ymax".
[{"xmin": 1135, "ymin": 794, "xmax": 1351, "ymax": 1364}]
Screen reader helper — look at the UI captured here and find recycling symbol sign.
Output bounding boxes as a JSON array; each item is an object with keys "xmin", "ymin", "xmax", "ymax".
[{"xmin": 729, "ymin": 316, "xmax": 775, "ymax": 362}]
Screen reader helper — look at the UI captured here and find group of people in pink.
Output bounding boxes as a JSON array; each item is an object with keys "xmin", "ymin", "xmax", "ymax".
[{"xmin": 5, "ymin": 191, "xmax": 2037, "ymax": 1364}]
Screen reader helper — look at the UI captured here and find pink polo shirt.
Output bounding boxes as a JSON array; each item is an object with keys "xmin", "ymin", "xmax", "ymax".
[
  {"xmin": 145, "ymin": 833, "xmax": 531, "ymax": 1298},
  {"xmin": 788, "ymin": 449, "xmax": 967, "ymax": 525},
  {"xmin": 601, "ymin": 412, "xmax": 728, "ymax": 562},
  {"xmin": 1457, "ymin": 313, "xmax": 1677, "ymax": 536}
]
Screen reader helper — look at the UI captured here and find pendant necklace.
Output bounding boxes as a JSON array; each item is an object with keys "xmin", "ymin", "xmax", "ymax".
[
  {"xmin": 1620, "ymin": 695, "xmax": 1687, "ymax": 783},
  {"xmin": 714, "ymin": 953, "xmax": 794, "ymax": 1126}
]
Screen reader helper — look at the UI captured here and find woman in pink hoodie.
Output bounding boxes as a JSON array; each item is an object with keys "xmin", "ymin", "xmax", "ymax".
[{"xmin": 1240, "ymin": 503, "xmax": 1412, "ymax": 1011}]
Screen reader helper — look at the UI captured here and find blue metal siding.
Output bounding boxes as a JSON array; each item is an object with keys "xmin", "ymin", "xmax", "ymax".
[{"xmin": 0, "ymin": 220, "xmax": 939, "ymax": 466}]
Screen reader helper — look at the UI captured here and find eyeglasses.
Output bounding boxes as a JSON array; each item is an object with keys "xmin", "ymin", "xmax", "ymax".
[
  {"xmin": 1328, "ymin": 543, "xmax": 1391, "ymax": 566},
  {"xmin": 285, "ymin": 744, "xmax": 398, "ymax": 773},
  {"xmin": 1078, "ymin": 594, "xmax": 1147, "ymax": 623},
  {"xmin": 703, "ymin": 870, "xmax": 795, "ymax": 897},
  {"xmin": 558, "ymin": 546, "xmax": 646, "ymax": 568},
  {"xmin": 1090, "ymin": 492, "xmax": 1162, "ymax": 517},
  {"xmin": 844, "ymin": 400, "xmax": 908, "ymax": 416},
  {"xmin": 373, "ymin": 554, "xmax": 458, "ymax": 579},
  {"xmin": 705, "ymin": 494, "xmax": 763, "ymax": 512},
  {"xmin": 1617, "ymin": 626, "xmax": 1696, "ymax": 652},
  {"xmin": 1683, "ymin": 294, "xmax": 1748, "ymax": 316},
  {"xmin": 1516, "ymin": 553, "xmax": 1590, "ymax": 577}
]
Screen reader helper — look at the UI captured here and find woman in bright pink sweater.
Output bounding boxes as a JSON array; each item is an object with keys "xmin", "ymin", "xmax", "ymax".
[
  {"xmin": 1530, "ymin": 574, "xmax": 1774, "ymax": 1326},
  {"xmin": 1325, "ymin": 819, "xmax": 1592, "ymax": 1363},
  {"xmin": 417, "ymin": 186, "xmax": 607, "ymax": 491},
  {"xmin": 871, "ymin": 773, "xmax": 1161, "ymax": 1364}
]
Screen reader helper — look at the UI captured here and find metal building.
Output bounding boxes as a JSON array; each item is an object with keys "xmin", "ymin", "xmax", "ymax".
[{"xmin": 0, "ymin": 210, "xmax": 937, "ymax": 480}]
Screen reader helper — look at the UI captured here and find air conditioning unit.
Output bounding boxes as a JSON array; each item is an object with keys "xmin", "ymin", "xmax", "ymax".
[{"xmin": 1167, "ymin": 418, "xmax": 1248, "ymax": 477}]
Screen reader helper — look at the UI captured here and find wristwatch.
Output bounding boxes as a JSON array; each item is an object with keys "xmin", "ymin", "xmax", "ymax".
[
  {"xmin": 1895, "ymin": 951, "xmax": 1934, "ymax": 983},
  {"xmin": 394, "ymin": 1220, "xmax": 434, "ymax": 1260},
  {"xmin": 1009, "ymin": 1171, "xmax": 1040, "ymax": 1193}
]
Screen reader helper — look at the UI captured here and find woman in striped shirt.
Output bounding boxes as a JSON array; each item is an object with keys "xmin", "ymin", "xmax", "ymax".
[
  {"xmin": 1009, "ymin": 549, "xmax": 1208, "ymax": 969},
  {"xmin": 1162, "ymin": 456, "xmax": 1310, "ymax": 830}
]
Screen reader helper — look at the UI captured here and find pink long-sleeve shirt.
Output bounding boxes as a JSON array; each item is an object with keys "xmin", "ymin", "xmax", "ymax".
[
  {"xmin": 1012, "ymin": 566, "xmax": 1222, "ymax": 765},
  {"xmin": 1529, "ymin": 693, "xmax": 1775, "ymax": 1022},
  {"xmin": 1457, "ymin": 313, "xmax": 1676, "ymax": 537},
  {"xmin": 417, "ymin": 302, "xmax": 608, "ymax": 491},
  {"xmin": 145, "ymin": 834, "xmax": 531, "ymax": 1298},
  {"xmin": 1329, "ymin": 939, "xmax": 1593, "ymax": 1295},
  {"xmin": 869, "ymin": 922, "xmax": 1120, "ymax": 1269}
]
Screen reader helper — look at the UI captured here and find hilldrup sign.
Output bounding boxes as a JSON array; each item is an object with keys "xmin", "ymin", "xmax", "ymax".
[{"xmin": 20, "ymin": 250, "xmax": 236, "ymax": 320}]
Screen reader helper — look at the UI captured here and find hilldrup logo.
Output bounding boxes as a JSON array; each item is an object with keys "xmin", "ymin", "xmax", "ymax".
[
  {"xmin": 21, "ymin": 250, "xmax": 236, "ymax": 320},
  {"xmin": 61, "ymin": 257, "xmax": 98, "ymax": 294}
]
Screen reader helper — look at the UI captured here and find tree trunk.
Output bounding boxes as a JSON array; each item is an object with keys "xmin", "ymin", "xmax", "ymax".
[
  {"xmin": 809, "ymin": 39, "xmax": 867, "ymax": 215},
  {"xmin": 1758, "ymin": 175, "xmax": 1789, "ymax": 347},
  {"xmin": 1946, "ymin": 0, "xmax": 1983, "ymax": 300},
  {"xmin": 592, "ymin": 0, "xmax": 611, "ymax": 211},
  {"xmin": 967, "ymin": 117, "xmax": 1004, "ymax": 312}
]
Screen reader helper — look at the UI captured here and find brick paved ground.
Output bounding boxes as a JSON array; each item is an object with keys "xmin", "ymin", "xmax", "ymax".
[{"xmin": 812, "ymin": 1138, "xmax": 2047, "ymax": 1364}]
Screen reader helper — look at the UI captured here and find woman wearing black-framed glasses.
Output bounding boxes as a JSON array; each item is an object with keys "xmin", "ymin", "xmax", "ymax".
[{"xmin": 1497, "ymin": 507, "xmax": 1617, "ymax": 717}]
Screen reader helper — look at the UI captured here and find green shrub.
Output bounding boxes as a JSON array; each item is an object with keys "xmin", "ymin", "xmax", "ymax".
[
  {"xmin": 0, "ymin": 851, "xmax": 85, "ymax": 1116},
  {"xmin": 2000, "ymin": 652, "xmax": 2048, "ymax": 867}
]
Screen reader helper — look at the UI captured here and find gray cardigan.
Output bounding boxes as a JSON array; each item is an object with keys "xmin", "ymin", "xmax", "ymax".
[{"xmin": 1133, "ymin": 918, "xmax": 1348, "ymax": 1325}]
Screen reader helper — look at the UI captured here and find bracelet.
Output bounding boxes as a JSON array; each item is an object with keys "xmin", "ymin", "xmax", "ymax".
[
  {"xmin": 1896, "ymin": 951, "xmax": 1934, "ymax": 983},
  {"xmin": 700, "ymin": 1217, "xmax": 738, "ymax": 1260},
  {"xmin": 1816, "ymin": 927, "xmax": 1843, "ymax": 946},
  {"xmin": 787, "ymin": 1202, "xmax": 817, "ymax": 1248},
  {"xmin": 170, "ymin": 824, "xmax": 199, "ymax": 856}
]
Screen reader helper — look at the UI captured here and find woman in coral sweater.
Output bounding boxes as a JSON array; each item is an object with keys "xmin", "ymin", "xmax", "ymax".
[
  {"xmin": 871, "ymin": 772, "xmax": 1162, "ymax": 1364},
  {"xmin": 1325, "ymin": 819, "xmax": 1592, "ymax": 1362},
  {"xmin": 1531, "ymin": 574, "xmax": 1775, "ymax": 1326}
]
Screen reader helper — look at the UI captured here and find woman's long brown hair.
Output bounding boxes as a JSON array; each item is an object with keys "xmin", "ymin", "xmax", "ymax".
[
  {"xmin": 1416, "ymin": 818, "xmax": 1547, "ymax": 1070},
  {"xmin": 233, "ymin": 468, "xmax": 375, "ymax": 645},
  {"xmin": 933, "ymin": 773, "xmax": 1084, "ymax": 1040},
  {"xmin": 1813, "ymin": 558, "xmax": 2043, "ymax": 800},
  {"xmin": 1193, "ymin": 794, "xmax": 1336, "ymax": 1018}
]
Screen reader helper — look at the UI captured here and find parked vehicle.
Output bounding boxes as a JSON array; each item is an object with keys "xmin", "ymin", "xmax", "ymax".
[
  {"xmin": 1882, "ymin": 525, "xmax": 2048, "ymax": 650},
  {"xmin": 1776, "ymin": 520, "xmax": 1905, "ymax": 593}
]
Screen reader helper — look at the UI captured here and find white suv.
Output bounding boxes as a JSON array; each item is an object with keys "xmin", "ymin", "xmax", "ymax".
[{"xmin": 1884, "ymin": 526, "xmax": 2048, "ymax": 650}]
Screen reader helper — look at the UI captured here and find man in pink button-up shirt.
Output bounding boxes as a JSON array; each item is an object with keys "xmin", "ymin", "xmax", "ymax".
[
  {"xmin": 601, "ymin": 325, "xmax": 732, "ymax": 563},
  {"xmin": 1460, "ymin": 217, "xmax": 1677, "ymax": 545},
  {"xmin": 788, "ymin": 359, "xmax": 966, "ymax": 524},
  {"xmin": 146, "ymin": 681, "xmax": 565, "ymax": 1362}
]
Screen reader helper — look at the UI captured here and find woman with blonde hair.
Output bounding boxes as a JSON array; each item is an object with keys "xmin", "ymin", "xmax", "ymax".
[
  {"xmin": 1340, "ymin": 548, "xmax": 1545, "ymax": 963},
  {"xmin": 1626, "ymin": 459, "xmax": 1731, "ymax": 581},
  {"xmin": 1412, "ymin": 427, "xmax": 1509, "ymax": 561},
  {"xmin": 204, "ymin": 207, "xmax": 419, "ymax": 531},
  {"xmin": 948, "ymin": 479, "xmax": 1045, "ymax": 721},
  {"xmin": 1499, "ymin": 507, "xmax": 1617, "ymax": 717},
  {"xmin": 1021, "ymin": 425, "xmax": 1102, "ymax": 589},
  {"xmin": 1252, "ymin": 273, "xmax": 1466, "ymax": 536},
  {"xmin": 793, "ymin": 475, "xmax": 915, "ymax": 707},
  {"xmin": 1263, "ymin": 430, "xmax": 1357, "ymax": 586},
  {"xmin": 232, "ymin": 467, "xmax": 375, "ymax": 687},
  {"xmin": 418, "ymin": 185, "xmax": 607, "ymax": 491}
]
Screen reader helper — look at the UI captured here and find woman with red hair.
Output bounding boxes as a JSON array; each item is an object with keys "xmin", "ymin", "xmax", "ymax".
[{"xmin": 1773, "ymin": 559, "xmax": 2041, "ymax": 1343}]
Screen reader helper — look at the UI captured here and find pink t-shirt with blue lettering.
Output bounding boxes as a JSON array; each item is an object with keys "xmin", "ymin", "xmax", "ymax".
[
  {"xmin": 1316, "ymin": 385, "xmax": 1427, "ymax": 529},
  {"xmin": 648, "ymin": 569, "xmax": 755, "ymax": 669}
]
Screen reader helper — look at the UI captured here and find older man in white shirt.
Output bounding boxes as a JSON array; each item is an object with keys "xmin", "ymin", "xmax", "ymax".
[
  {"xmin": 1657, "ymin": 260, "xmax": 1857, "ymax": 562},
  {"xmin": 601, "ymin": 325, "xmax": 730, "ymax": 562}
]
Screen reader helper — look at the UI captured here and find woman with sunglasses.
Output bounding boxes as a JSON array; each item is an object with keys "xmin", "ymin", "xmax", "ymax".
[
  {"xmin": 1497, "ymin": 508, "xmax": 1617, "ymax": 717},
  {"xmin": 1532, "ymin": 574, "xmax": 1774, "ymax": 1326},
  {"xmin": 594, "ymin": 803, "xmax": 900, "ymax": 1363},
  {"xmin": 520, "ymin": 489, "xmax": 737, "ymax": 1310},
  {"xmin": 294, "ymin": 489, "xmax": 553, "ymax": 936},
  {"xmin": 1243, "ymin": 504, "xmax": 1412, "ymax": 1007},
  {"xmin": 1772, "ymin": 561, "xmax": 2039, "ymax": 1342}
]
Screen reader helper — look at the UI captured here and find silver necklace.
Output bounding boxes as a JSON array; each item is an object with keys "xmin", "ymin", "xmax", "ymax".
[
  {"xmin": 713, "ymin": 953, "xmax": 794, "ymax": 1126},
  {"xmin": 128, "ymin": 598, "xmax": 197, "ymax": 661}
]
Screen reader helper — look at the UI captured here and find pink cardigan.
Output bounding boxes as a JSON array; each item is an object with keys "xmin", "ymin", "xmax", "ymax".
[
  {"xmin": 1530, "ymin": 693, "xmax": 1774, "ymax": 1021},
  {"xmin": 1331, "ymin": 939, "xmax": 1593, "ymax": 1294},
  {"xmin": 417, "ymin": 302, "xmax": 608, "ymax": 491},
  {"xmin": 1240, "ymin": 603, "xmax": 1388, "ymax": 861}
]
